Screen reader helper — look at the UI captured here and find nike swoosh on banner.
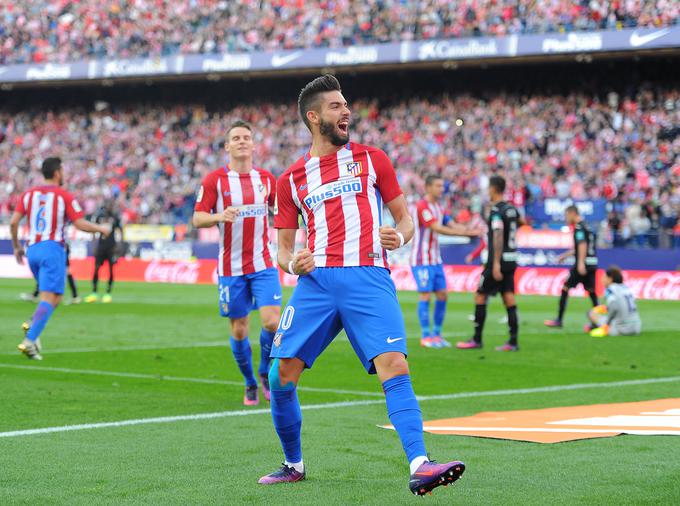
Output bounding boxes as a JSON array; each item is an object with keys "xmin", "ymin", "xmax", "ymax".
[
  {"xmin": 386, "ymin": 337, "xmax": 404, "ymax": 344},
  {"xmin": 629, "ymin": 29, "xmax": 671, "ymax": 47},
  {"xmin": 271, "ymin": 52, "xmax": 303, "ymax": 68}
]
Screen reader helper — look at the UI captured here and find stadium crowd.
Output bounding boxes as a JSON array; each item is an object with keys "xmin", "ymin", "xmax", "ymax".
[
  {"xmin": 1, "ymin": 85, "xmax": 679, "ymax": 247},
  {"xmin": 1, "ymin": 0, "xmax": 679, "ymax": 65}
]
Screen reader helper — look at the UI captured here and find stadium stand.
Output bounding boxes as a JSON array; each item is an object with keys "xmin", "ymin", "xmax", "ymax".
[
  {"xmin": 1, "ymin": 82, "xmax": 678, "ymax": 248},
  {"xmin": 1, "ymin": 0, "xmax": 678, "ymax": 64}
]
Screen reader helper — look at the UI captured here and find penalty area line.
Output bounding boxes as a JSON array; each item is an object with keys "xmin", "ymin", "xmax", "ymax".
[{"xmin": 1, "ymin": 375, "xmax": 679, "ymax": 439}]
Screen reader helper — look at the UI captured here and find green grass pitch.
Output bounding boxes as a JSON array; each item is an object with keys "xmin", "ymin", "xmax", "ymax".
[{"xmin": 1, "ymin": 278, "xmax": 679, "ymax": 505}]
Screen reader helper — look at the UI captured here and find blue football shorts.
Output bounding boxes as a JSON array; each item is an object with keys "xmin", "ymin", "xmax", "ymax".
[
  {"xmin": 218, "ymin": 267, "xmax": 282, "ymax": 319},
  {"xmin": 410, "ymin": 264, "xmax": 447, "ymax": 293},
  {"xmin": 270, "ymin": 266, "xmax": 408, "ymax": 374},
  {"xmin": 26, "ymin": 241, "xmax": 66, "ymax": 295}
]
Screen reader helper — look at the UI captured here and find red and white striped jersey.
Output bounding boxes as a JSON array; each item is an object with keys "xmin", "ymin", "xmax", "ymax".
[
  {"xmin": 410, "ymin": 199, "xmax": 451, "ymax": 266},
  {"xmin": 15, "ymin": 185, "xmax": 84, "ymax": 246},
  {"xmin": 195, "ymin": 166, "xmax": 276, "ymax": 277},
  {"xmin": 275, "ymin": 142, "xmax": 403, "ymax": 268}
]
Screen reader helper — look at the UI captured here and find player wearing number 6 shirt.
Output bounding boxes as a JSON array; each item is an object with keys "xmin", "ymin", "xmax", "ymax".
[
  {"xmin": 192, "ymin": 120, "xmax": 282, "ymax": 407},
  {"xmin": 10, "ymin": 157, "xmax": 110, "ymax": 360},
  {"xmin": 457, "ymin": 175, "xmax": 521, "ymax": 352},
  {"xmin": 258, "ymin": 75, "xmax": 465, "ymax": 496}
]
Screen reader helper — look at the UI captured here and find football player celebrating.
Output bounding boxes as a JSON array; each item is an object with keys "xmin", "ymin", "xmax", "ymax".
[
  {"xmin": 193, "ymin": 120, "xmax": 281, "ymax": 406},
  {"xmin": 258, "ymin": 75, "xmax": 465, "ymax": 496}
]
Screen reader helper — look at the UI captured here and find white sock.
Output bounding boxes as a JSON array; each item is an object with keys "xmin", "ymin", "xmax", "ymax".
[
  {"xmin": 409, "ymin": 455, "xmax": 429, "ymax": 474},
  {"xmin": 285, "ymin": 460, "xmax": 304, "ymax": 473}
]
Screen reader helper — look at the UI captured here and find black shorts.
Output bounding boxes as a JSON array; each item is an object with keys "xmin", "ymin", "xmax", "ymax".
[
  {"xmin": 95, "ymin": 247, "xmax": 117, "ymax": 265},
  {"xmin": 477, "ymin": 268, "xmax": 516, "ymax": 296},
  {"xmin": 565, "ymin": 268, "xmax": 597, "ymax": 292}
]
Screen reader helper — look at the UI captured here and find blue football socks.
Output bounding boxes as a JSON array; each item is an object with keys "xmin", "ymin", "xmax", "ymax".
[
  {"xmin": 417, "ymin": 300, "xmax": 431, "ymax": 338},
  {"xmin": 229, "ymin": 336, "xmax": 257, "ymax": 387},
  {"xmin": 26, "ymin": 301, "xmax": 54, "ymax": 342},
  {"xmin": 269, "ymin": 359, "xmax": 303, "ymax": 463},
  {"xmin": 433, "ymin": 299, "xmax": 447, "ymax": 336},
  {"xmin": 383, "ymin": 374, "xmax": 427, "ymax": 463},
  {"xmin": 258, "ymin": 329, "xmax": 275, "ymax": 375}
]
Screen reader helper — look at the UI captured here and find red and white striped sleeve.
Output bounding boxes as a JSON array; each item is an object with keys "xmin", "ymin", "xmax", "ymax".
[{"xmin": 274, "ymin": 171, "xmax": 299, "ymax": 229}]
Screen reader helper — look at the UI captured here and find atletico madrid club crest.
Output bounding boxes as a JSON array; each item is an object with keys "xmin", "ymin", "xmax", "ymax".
[{"xmin": 346, "ymin": 162, "xmax": 362, "ymax": 177}]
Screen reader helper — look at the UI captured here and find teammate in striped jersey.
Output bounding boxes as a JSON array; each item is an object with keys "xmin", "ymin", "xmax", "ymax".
[
  {"xmin": 192, "ymin": 120, "xmax": 281, "ymax": 406},
  {"xmin": 258, "ymin": 75, "xmax": 464, "ymax": 496},
  {"xmin": 10, "ymin": 157, "xmax": 110, "ymax": 360},
  {"xmin": 410, "ymin": 174, "xmax": 480, "ymax": 348}
]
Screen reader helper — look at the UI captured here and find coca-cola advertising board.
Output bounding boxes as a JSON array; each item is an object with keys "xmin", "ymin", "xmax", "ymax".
[
  {"xmin": 2, "ymin": 255, "xmax": 677, "ymax": 301},
  {"xmin": 386, "ymin": 265, "xmax": 680, "ymax": 301}
]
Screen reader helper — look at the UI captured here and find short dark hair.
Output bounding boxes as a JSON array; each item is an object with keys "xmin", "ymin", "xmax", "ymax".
[
  {"xmin": 425, "ymin": 174, "xmax": 442, "ymax": 187},
  {"xmin": 606, "ymin": 265, "xmax": 624, "ymax": 284},
  {"xmin": 566, "ymin": 205, "xmax": 579, "ymax": 215},
  {"xmin": 298, "ymin": 74, "xmax": 341, "ymax": 130},
  {"xmin": 227, "ymin": 120, "xmax": 252, "ymax": 138},
  {"xmin": 41, "ymin": 157, "xmax": 62, "ymax": 179},
  {"xmin": 489, "ymin": 175, "xmax": 506, "ymax": 194}
]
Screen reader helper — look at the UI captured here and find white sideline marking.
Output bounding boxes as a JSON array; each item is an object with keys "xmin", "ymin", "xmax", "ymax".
[
  {"xmin": 0, "ymin": 364, "xmax": 384, "ymax": 398},
  {"xmin": 1, "ymin": 375, "xmax": 679, "ymax": 439}
]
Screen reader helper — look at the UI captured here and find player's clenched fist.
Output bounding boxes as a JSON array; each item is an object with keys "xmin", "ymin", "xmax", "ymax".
[
  {"xmin": 218, "ymin": 207, "xmax": 238, "ymax": 223},
  {"xmin": 379, "ymin": 226, "xmax": 403, "ymax": 251},
  {"xmin": 292, "ymin": 248, "xmax": 315, "ymax": 276}
]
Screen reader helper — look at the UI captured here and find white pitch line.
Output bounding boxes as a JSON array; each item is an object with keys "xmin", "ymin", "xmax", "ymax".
[
  {"xmin": 1, "ymin": 375, "xmax": 679, "ymax": 439},
  {"xmin": 0, "ymin": 363, "xmax": 384, "ymax": 398},
  {"xmin": 0, "ymin": 399, "xmax": 381, "ymax": 439},
  {"xmin": 0, "ymin": 341, "xmax": 227, "ymax": 355}
]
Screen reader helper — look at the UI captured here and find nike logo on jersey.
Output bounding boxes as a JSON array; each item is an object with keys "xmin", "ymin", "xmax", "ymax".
[
  {"xmin": 629, "ymin": 29, "xmax": 670, "ymax": 47},
  {"xmin": 273, "ymin": 295, "xmax": 282, "ymax": 300},
  {"xmin": 386, "ymin": 337, "xmax": 404, "ymax": 344},
  {"xmin": 299, "ymin": 184, "xmax": 309, "ymax": 191}
]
